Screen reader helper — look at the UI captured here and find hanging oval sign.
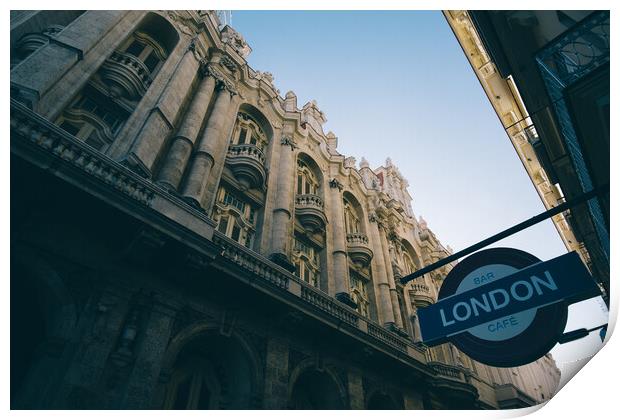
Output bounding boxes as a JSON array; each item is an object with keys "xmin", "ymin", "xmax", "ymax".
[{"xmin": 417, "ymin": 248, "xmax": 600, "ymax": 367}]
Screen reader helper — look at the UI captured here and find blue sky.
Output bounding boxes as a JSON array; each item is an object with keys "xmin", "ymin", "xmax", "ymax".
[{"xmin": 231, "ymin": 10, "xmax": 608, "ymax": 369}]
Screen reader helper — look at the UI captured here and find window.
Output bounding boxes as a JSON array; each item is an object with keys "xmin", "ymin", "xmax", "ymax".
[
  {"xmin": 119, "ymin": 31, "xmax": 168, "ymax": 77},
  {"xmin": 293, "ymin": 236, "xmax": 320, "ymax": 287},
  {"xmin": 215, "ymin": 186, "xmax": 257, "ymax": 249},
  {"xmin": 296, "ymin": 161, "xmax": 319, "ymax": 195},
  {"xmin": 56, "ymin": 89, "xmax": 128, "ymax": 152},
  {"xmin": 350, "ymin": 271, "xmax": 370, "ymax": 317},
  {"xmin": 231, "ymin": 113, "xmax": 267, "ymax": 150},
  {"xmin": 343, "ymin": 198, "xmax": 361, "ymax": 234}
]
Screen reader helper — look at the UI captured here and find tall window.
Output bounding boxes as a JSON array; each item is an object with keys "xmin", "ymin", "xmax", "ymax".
[
  {"xmin": 292, "ymin": 236, "xmax": 320, "ymax": 287},
  {"xmin": 349, "ymin": 270, "xmax": 370, "ymax": 317},
  {"xmin": 119, "ymin": 31, "xmax": 168, "ymax": 75},
  {"xmin": 215, "ymin": 186, "xmax": 257, "ymax": 248},
  {"xmin": 343, "ymin": 197, "xmax": 361, "ymax": 234},
  {"xmin": 231, "ymin": 112, "xmax": 267, "ymax": 150},
  {"xmin": 403, "ymin": 251, "xmax": 416, "ymax": 275},
  {"xmin": 57, "ymin": 89, "xmax": 129, "ymax": 152},
  {"xmin": 296, "ymin": 160, "xmax": 319, "ymax": 195}
]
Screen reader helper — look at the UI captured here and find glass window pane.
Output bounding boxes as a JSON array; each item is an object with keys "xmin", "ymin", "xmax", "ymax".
[
  {"xmin": 217, "ymin": 217, "xmax": 228, "ymax": 234},
  {"xmin": 231, "ymin": 224, "xmax": 241, "ymax": 241},
  {"xmin": 238, "ymin": 128, "xmax": 247, "ymax": 144},
  {"xmin": 144, "ymin": 52, "xmax": 159, "ymax": 73},
  {"xmin": 125, "ymin": 40, "xmax": 143, "ymax": 57},
  {"xmin": 60, "ymin": 121, "xmax": 81, "ymax": 136}
]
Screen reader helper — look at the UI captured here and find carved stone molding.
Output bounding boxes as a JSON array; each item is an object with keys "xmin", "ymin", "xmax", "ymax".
[
  {"xmin": 219, "ymin": 54, "xmax": 238, "ymax": 73},
  {"xmin": 329, "ymin": 178, "xmax": 344, "ymax": 191},
  {"xmin": 280, "ymin": 135, "xmax": 298, "ymax": 150}
]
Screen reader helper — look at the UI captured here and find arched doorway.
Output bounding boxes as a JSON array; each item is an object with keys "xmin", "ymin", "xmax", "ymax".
[
  {"xmin": 289, "ymin": 368, "xmax": 345, "ymax": 409},
  {"xmin": 163, "ymin": 332, "xmax": 259, "ymax": 409},
  {"xmin": 367, "ymin": 391, "xmax": 401, "ymax": 409}
]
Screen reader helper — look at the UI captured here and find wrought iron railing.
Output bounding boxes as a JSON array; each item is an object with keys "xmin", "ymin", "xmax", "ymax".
[{"xmin": 536, "ymin": 11, "xmax": 609, "ymax": 259}]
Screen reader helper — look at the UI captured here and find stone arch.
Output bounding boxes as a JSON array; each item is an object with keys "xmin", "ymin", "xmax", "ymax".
[
  {"xmin": 10, "ymin": 248, "xmax": 78, "ymax": 407},
  {"xmin": 288, "ymin": 359, "xmax": 347, "ymax": 409},
  {"xmin": 157, "ymin": 321, "xmax": 263, "ymax": 409},
  {"xmin": 296, "ymin": 152, "xmax": 324, "ymax": 194},
  {"xmin": 236, "ymin": 103, "xmax": 274, "ymax": 144},
  {"xmin": 136, "ymin": 12, "xmax": 180, "ymax": 56},
  {"xmin": 400, "ymin": 238, "xmax": 422, "ymax": 272}
]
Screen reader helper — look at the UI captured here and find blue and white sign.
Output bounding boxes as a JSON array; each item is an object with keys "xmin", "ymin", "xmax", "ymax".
[{"xmin": 418, "ymin": 249, "xmax": 600, "ymax": 367}]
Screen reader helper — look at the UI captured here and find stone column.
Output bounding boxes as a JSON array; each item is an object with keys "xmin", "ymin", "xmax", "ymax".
[
  {"xmin": 157, "ymin": 62, "xmax": 217, "ymax": 190},
  {"xmin": 367, "ymin": 213, "xmax": 395, "ymax": 326},
  {"xmin": 181, "ymin": 82, "xmax": 235, "ymax": 209},
  {"xmin": 379, "ymin": 226, "xmax": 404, "ymax": 329},
  {"xmin": 263, "ymin": 337, "xmax": 289, "ymax": 409},
  {"xmin": 268, "ymin": 135, "xmax": 297, "ymax": 271},
  {"xmin": 122, "ymin": 42, "xmax": 200, "ymax": 178},
  {"xmin": 328, "ymin": 179, "xmax": 354, "ymax": 307}
]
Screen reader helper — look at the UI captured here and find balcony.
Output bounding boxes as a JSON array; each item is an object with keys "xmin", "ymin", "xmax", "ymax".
[
  {"xmin": 295, "ymin": 194, "xmax": 327, "ymax": 232},
  {"xmin": 346, "ymin": 232, "xmax": 373, "ymax": 266},
  {"xmin": 225, "ymin": 144, "xmax": 267, "ymax": 190},
  {"xmin": 100, "ymin": 51, "xmax": 153, "ymax": 100},
  {"xmin": 409, "ymin": 282, "xmax": 435, "ymax": 307}
]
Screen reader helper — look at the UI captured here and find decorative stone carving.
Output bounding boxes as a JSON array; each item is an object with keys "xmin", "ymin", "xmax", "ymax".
[
  {"xmin": 329, "ymin": 178, "xmax": 344, "ymax": 191},
  {"xmin": 418, "ymin": 215, "xmax": 428, "ymax": 230},
  {"xmin": 165, "ymin": 10, "xmax": 198, "ymax": 37},
  {"xmin": 281, "ymin": 135, "xmax": 298, "ymax": 150},
  {"xmin": 219, "ymin": 54, "xmax": 238, "ymax": 73},
  {"xmin": 344, "ymin": 156, "xmax": 356, "ymax": 169},
  {"xmin": 220, "ymin": 25, "xmax": 252, "ymax": 58}
]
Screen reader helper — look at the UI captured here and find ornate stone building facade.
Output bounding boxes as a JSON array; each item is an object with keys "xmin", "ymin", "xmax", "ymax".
[{"xmin": 10, "ymin": 10, "xmax": 560, "ymax": 409}]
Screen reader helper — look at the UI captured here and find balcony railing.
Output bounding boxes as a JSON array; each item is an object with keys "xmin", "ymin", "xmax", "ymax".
[
  {"xmin": 537, "ymin": 11, "xmax": 609, "ymax": 90},
  {"xmin": 301, "ymin": 284, "xmax": 359, "ymax": 327},
  {"xmin": 294, "ymin": 194, "xmax": 327, "ymax": 232},
  {"xmin": 346, "ymin": 232, "xmax": 373, "ymax": 266},
  {"xmin": 295, "ymin": 194, "xmax": 324, "ymax": 209},
  {"xmin": 536, "ymin": 11, "xmax": 610, "ymax": 259},
  {"xmin": 409, "ymin": 282, "xmax": 435, "ymax": 308},
  {"xmin": 100, "ymin": 50, "xmax": 153, "ymax": 100},
  {"xmin": 346, "ymin": 232, "xmax": 369, "ymax": 245},
  {"xmin": 225, "ymin": 144, "xmax": 267, "ymax": 190},
  {"xmin": 227, "ymin": 143, "xmax": 266, "ymax": 164}
]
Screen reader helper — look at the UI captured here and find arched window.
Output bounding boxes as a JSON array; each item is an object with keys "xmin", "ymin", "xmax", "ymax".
[
  {"xmin": 343, "ymin": 197, "xmax": 361, "ymax": 234},
  {"xmin": 231, "ymin": 112, "xmax": 268, "ymax": 150},
  {"xmin": 215, "ymin": 186, "xmax": 257, "ymax": 248},
  {"xmin": 57, "ymin": 92, "xmax": 129, "ymax": 152},
  {"xmin": 118, "ymin": 30, "xmax": 168, "ymax": 76},
  {"xmin": 293, "ymin": 236, "xmax": 320, "ymax": 287},
  {"xmin": 56, "ymin": 13, "xmax": 179, "ymax": 150},
  {"xmin": 296, "ymin": 160, "xmax": 319, "ymax": 196},
  {"xmin": 163, "ymin": 333, "xmax": 257, "ymax": 409},
  {"xmin": 403, "ymin": 251, "xmax": 417, "ymax": 274},
  {"xmin": 349, "ymin": 270, "xmax": 370, "ymax": 317}
]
